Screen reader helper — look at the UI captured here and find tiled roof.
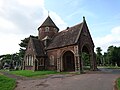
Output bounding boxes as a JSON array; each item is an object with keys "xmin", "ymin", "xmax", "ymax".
[
  {"xmin": 47, "ymin": 22, "xmax": 83, "ymax": 50},
  {"xmin": 31, "ymin": 38, "xmax": 45, "ymax": 56},
  {"xmin": 39, "ymin": 16, "xmax": 59, "ymax": 29}
]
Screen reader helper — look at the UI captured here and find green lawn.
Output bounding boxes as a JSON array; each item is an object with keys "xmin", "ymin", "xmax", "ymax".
[
  {"xmin": 117, "ymin": 78, "xmax": 120, "ymax": 90},
  {"xmin": 9, "ymin": 70, "xmax": 59, "ymax": 77},
  {"xmin": 0, "ymin": 73, "xmax": 16, "ymax": 90}
]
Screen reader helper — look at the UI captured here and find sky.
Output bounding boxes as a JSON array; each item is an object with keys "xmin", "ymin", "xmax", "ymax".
[{"xmin": 0, "ymin": 0, "xmax": 120, "ymax": 55}]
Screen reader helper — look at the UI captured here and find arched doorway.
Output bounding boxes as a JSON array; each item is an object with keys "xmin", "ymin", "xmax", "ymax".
[
  {"xmin": 63, "ymin": 51, "xmax": 75, "ymax": 71},
  {"xmin": 82, "ymin": 45, "xmax": 91, "ymax": 71}
]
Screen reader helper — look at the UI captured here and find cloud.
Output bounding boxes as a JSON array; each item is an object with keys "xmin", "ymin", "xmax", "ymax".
[
  {"xmin": 0, "ymin": 33, "xmax": 25, "ymax": 54},
  {"xmin": 0, "ymin": 0, "xmax": 67, "ymax": 55},
  {"xmin": 94, "ymin": 26, "xmax": 120, "ymax": 53},
  {"xmin": 17, "ymin": 0, "xmax": 44, "ymax": 7},
  {"xmin": 0, "ymin": 17, "xmax": 18, "ymax": 33},
  {"xmin": 49, "ymin": 11, "xmax": 67, "ymax": 30}
]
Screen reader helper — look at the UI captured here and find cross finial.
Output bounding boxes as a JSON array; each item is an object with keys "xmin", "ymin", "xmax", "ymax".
[
  {"xmin": 83, "ymin": 16, "xmax": 85, "ymax": 20},
  {"xmin": 83, "ymin": 16, "xmax": 86, "ymax": 22}
]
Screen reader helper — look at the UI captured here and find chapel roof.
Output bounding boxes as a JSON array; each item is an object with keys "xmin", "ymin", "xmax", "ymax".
[
  {"xmin": 31, "ymin": 38, "xmax": 45, "ymax": 56},
  {"xmin": 47, "ymin": 22, "xmax": 84, "ymax": 50}
]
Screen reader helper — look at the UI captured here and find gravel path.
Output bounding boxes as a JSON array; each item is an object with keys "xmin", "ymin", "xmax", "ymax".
[
  {"xmin": 1, "ymin": 69, "xmax": 120, "ymax": 90},
  {"xmin": 15, "ymin": 73, "xmax": 119, "ymax": 90}
]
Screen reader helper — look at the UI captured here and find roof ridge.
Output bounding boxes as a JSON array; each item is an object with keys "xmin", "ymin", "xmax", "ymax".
[
  {"xmin": 75, "ymin": 22, "xmax": 84, "ymax": 43},
  {"xmin": 59, "ymin": 22, "xmax": 83, "ymax": 33}
]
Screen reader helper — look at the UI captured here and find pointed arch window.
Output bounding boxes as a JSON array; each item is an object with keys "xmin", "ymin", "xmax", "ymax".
[
  {"xmin": 26, "ymin": 55, "xmax": 34, "ymax": 66},
  {"xmin": 50, "ymin": 55, "xmax": 54, "ymax": 65}
]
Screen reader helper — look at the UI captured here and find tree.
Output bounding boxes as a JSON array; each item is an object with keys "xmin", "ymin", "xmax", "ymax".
[
  {"xmin": 103, "ymin": 52, "xmax": 110, "ymax": 66},
  {"xmin": 104, "ymin": 46, "xmax": 120, "ymax": 66},
  {"xmin": 19, "ymin": 35, "xmax": 38, "ymax": 59},
  {"xmin": 82, "ymin": 52, "xmax": 90, "ymax": 66},
  {"xmin": 117, "ymin": 47, "xmax": 120, "ymax": 66},
  {"xmin": 107, "ymin": 46, "xmax": 115, "ymax": 66},
  {"xmin": 19, "ymin": 36, "xmax": 30, "ymax": 59},
  {"xmin": 96, "ymin": 47, "xmax": 102, "ymax": 66},
  {"xmin": 1, "ymin": 54, "xmax": 12, "ymax": 64},
  {"xmin": 81, "ymin": 52, "xmax": 90, "ymax": 70},
  {"xmin": 111, "ymin": 46, "xmax": 120, "ymax": 66},
  {"xmin": 0, "ymin": 54, "xmax": 12, "ymax": 69}
]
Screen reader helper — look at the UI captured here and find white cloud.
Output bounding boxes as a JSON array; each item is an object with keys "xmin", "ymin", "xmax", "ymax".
[
  {"xmin": 0, "ymin": 0, "xmax": 67, "ymax": 55},
  {"xmin": 0, "ymin": 0, "xmax": 3, "ymax": 7},
  {"xmin": 94, "ymin": 26, "xmax": 120, "ymax": 53},
  {"xmin": 0, "ymin": 33, "xmax": 25, "ymax": 54},
  {"xmin": 49, "ymin": 11, "xmax": 67, "ymax": 30},
  {"xmin": 0, "ymin": 17, "xmax": 14, "ymax": 29},
  {"xmin": 17, "ymin": 0, "xmax": 44, "ymax": 7},
  {"xmin": 111, "ymin": 26, "xmax": 120, "ymax": 35}
]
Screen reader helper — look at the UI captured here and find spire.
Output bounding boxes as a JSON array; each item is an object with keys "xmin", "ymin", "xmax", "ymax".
[{"xmin": 39, "ymin": 16, "xmax": 59, "ymax": 29}]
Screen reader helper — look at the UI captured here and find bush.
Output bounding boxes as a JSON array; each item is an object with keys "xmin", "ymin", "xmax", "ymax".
[{"xmin": 117, "ymin": 78, "xmax": 120, "ymax": 90}]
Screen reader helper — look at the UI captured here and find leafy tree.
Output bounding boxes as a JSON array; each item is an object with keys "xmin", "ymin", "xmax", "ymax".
[
  {"xmin": 81, "ymin": 52, "xmax": 91, "ymax": 70},
  {"xmin": 0, "ymin": 54, "xmax": 12, "ymax": 69},
  {"xmin": 111, "ymin": 46, "xmax": 120, "ymax": 66},
  {"xmin": 107, "ymin": 46, "xmax": 114, "ymax": 63},
  {"xmin": 0, "ymin": 55, "xmax": 5, "ymax": 69},
  {"xmin": 19, "ymin": 37, "xmax": 29, "ymax": 59},
  {"xmin": 19, "ymin": 35, "xmax": 38, "ymax": 59},
  {"xmin": 1, "ymin": 54, "xmax": 12, "ymax": 64},
  {"xmin": 103, "ymin": 46, "xmax": 120, "ymax": 66},
  {"xmin": 0, "ymin": 53, "xmax": 22, "ymax": 69},
  {"xmin": 103, "ymin": 52, "xmax": 109, "ymax": 66},
  {"xmin": 96, "ymin": 47, "xmax": 102, "ymax": 66},
  {"xmin": 82, "ymin": 52, "xmax": 90, "ymax": 66}
]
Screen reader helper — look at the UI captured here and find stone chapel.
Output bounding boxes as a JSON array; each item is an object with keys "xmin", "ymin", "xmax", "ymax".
[{"xmin": 23, "ymin": 16, "xmax": 97, "ymax": 73}]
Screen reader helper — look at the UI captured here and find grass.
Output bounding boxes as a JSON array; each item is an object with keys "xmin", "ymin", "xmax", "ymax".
[
  {"xmin": 4, "ymin": 70, "xmax": 79, "ymax": 78},
  {"xmin": 0, "ymin": 73, "xmax": 16, "ymax": 90},
  {"xmin": 9, "ymin": 70, "xmax": 60, "ymax": 77},
  {"xmin": 117, "ymin": 78, "xmax": 120, "ymax": 90},
  {"xmin": 0, "ymin": 69, "xmax": 80, "ymax": 78}
]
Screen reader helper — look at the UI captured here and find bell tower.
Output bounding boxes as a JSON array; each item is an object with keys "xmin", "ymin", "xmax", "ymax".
[{"xmin": 38, "ymin": 16, "xmax": 59, "ymax": 40}]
